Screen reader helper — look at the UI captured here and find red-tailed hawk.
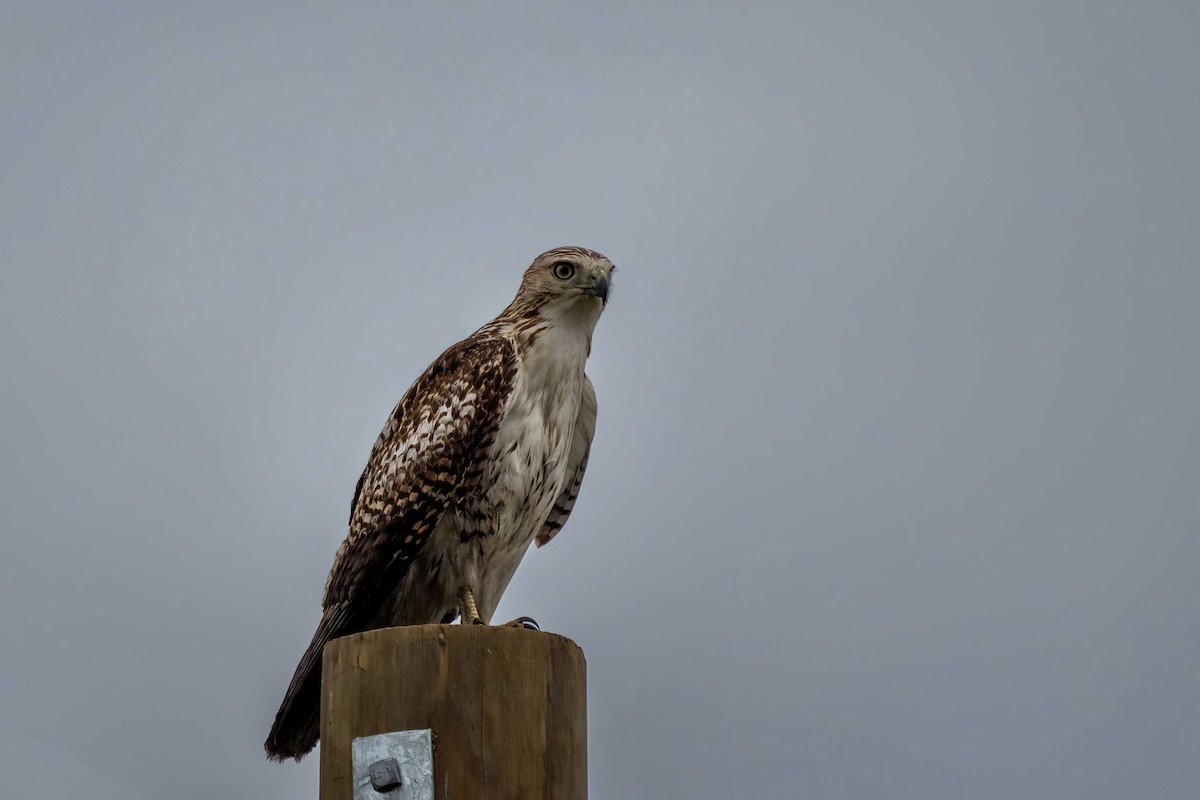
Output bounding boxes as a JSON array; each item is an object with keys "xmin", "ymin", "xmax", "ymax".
[{"xmin": 265, "ymin": 246, "xmax": 612, "ymax": 761}]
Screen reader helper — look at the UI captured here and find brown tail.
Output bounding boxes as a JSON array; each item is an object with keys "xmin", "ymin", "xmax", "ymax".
[{"xmin": 265, "ymin": 613, "xmax": 341, "ymax": 761}]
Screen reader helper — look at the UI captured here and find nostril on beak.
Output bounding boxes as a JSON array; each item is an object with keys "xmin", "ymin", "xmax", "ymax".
[{"xmin": 587, "ymin": 270, "xmax": 610, "ymax": 303}]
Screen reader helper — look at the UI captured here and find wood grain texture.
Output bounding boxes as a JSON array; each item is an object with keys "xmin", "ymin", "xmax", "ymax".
[{"xmin": 320, "ymin": 625, "xmax": 587, "ymax": 800}]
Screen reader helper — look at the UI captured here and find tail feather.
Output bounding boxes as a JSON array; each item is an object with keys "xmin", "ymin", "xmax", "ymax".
[{"xmin": 265, "ymin": 613, "xmax": 341, "ymax": 761}]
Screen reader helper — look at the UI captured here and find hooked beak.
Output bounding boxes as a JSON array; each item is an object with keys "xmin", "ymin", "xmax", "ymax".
[{"xmin": 582, "ymin": 269, "xmax": 610, "ymax": 304}]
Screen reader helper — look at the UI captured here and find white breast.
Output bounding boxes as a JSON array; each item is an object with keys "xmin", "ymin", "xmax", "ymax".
[{"xmin": 463, "ymin": 323, "xmax": 591, "ymax": 621}]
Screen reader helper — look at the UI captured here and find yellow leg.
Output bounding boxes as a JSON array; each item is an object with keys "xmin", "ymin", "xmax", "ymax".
[{"xmin": 458, "ymin": 586, "xmax": 482, "ymax": 625}]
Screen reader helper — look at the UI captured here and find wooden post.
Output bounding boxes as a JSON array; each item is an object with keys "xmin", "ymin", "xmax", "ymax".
[{"xmin": 319, "ymin": 625, "xmax": 587, "ymax": 800}]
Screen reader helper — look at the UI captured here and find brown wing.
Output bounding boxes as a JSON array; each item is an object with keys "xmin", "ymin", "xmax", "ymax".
[
  {"xmin": 265, "ymin": 336, "xmax": 517, "ymax": 761},
  {"xmin": 536, "ymin": 374, "xmax": 597, "ymax": 547}
]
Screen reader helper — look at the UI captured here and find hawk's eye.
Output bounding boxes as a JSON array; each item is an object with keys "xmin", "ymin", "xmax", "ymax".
[{"xmin": 552, "ymin": 261, "xmax": 576, "ymax": 280}]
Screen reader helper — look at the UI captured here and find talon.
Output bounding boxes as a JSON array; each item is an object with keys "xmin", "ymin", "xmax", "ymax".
[{"xmin": 505, "ymin": 616, "xmax": 541, "ymax": 631}]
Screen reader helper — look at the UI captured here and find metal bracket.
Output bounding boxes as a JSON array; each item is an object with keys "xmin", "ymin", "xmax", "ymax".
[{"xmin": 351, "ymin": 729, "xmax": 433, "ymax": 800}]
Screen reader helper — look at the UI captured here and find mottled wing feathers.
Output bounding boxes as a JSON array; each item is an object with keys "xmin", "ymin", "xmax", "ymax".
[
  {"xmin": 536, "ymin": 375, "xmax": 597, "ymax": 547},
  {"xmin": 325, "ymin": 336, "xmax": 517, "ymax": 610},
  {"xmin": 264, "ymin": 336, "xmax": 517, "ymax": 761}
]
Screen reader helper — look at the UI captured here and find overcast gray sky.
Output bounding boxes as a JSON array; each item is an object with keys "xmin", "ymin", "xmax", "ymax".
[{"xmin": 2, "ymin": 2, "xmax": 1197, "ymax": 798}]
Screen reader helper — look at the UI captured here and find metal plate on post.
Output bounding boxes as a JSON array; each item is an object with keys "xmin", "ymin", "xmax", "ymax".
[{"xmin": 351, "ymin": 729, "xmax": 434, "ymax": 800}]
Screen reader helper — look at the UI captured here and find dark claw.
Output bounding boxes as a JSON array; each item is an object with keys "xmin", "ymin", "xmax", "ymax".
[
  {"xmin": 471, "ymin": 616, "xmax": 487, "ymax": 625},
  {"xmin": 507, "ymin": 616, "xmax": 540, "ymax": 631}
]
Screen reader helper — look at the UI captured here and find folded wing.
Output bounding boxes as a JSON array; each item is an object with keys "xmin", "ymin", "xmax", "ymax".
[{"xmin": 264, "ymin": 336, "xmax": 517, "ymax": 761}]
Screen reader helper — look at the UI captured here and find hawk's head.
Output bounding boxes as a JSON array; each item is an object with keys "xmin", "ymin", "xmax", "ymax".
[{"xmin": 510, "ymin": 246, "xmax": 614, "ymax": 327}]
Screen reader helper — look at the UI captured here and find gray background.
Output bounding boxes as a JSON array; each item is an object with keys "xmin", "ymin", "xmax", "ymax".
[{"xmin": 1, "ymin": 2, "xmax": 1196, "ymax": 799}]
